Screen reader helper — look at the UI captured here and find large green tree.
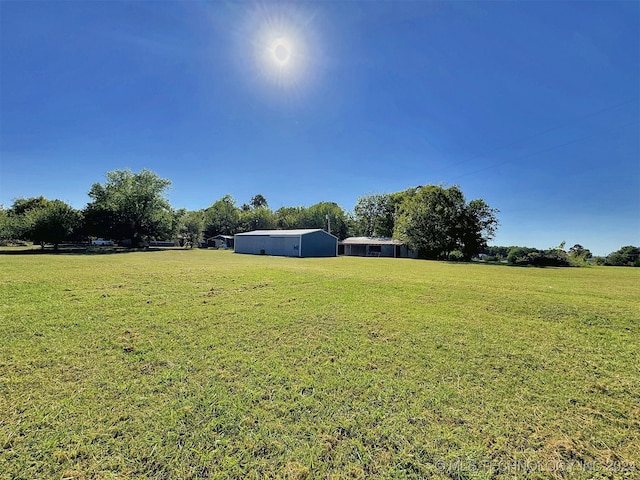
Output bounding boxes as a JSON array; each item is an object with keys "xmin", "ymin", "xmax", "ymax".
[
  {"xmin": 176, "ymin": 209, "xmax": 204, "ymax": 248},
  {"xmin": 275, "ymin": 206, "xmax": 307, "ymax": 230},
  {"xmin": 4, "ymin": 196, "xmax": 51, "ymax": 241},
  {"xmin": 84, "ymin": 169, "xmax": 174, "ymax": 245},
  {"xmin": 456, "ymin": 198, "xmax": 500, "ymax": 259},
  {"xmin": 240, "ymin": 206, "xmax": 276, "ymax": 232},
  {"xmin": 353, "ymin": 189, "xmax": 417, "ymax": 237},
  {"xmin": 28, "ymin": 200, "xmax": 81, "ymax": 250},
  {"xmin": 203, "ymin": 195, "xmax": 241, "ymax": 237},
  {"xmin": 8, "ymin": 196, "xmax": 51, "ymax": 215},
  {"xmin": 394, "ymin": 185, "xmax": 498, "ymax": 260},
  {"xmin": 353, "ymin": 193, "xmax": 390, "ymax": 237},
  {"xmin": 273, "ymin": 203, "xmax": 350, "ymax": 238},
  {"xmin": 0, "ymin": 207, "xmax": 18, "ymax": 243},
  {"xmin": 3, "ymin": 197, "xmax": 81, "ymax": 247},
  {"xmin": 306, "ymin": 202, "xmax": 349, "ymax": 239},
  {"xmin": 250, "ymin": 194, "xmax": 268, "ymax": 209}
]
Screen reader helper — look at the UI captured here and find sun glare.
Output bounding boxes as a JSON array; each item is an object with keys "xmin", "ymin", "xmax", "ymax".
[
  {"xmin": 270, "ymin": 38, "xmax": 292, "ymax": 66},
  {"xmin": 258, "ymin": 28, "xmax": 303, "ymax": 87},
  {"xmin": 247, "ymin": 6, "xmax": 318, "ymax": 91}
]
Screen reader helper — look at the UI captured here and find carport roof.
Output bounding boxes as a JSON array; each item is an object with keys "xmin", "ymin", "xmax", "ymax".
[{"xmin": 340, "ymin": 237, "xmax": 404, "ymax": 245}]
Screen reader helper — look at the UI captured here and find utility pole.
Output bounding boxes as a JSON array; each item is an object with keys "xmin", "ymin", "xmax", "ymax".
[{"xmin": 326, "ymin": 214, "xmax": 331, "ymax": 234}]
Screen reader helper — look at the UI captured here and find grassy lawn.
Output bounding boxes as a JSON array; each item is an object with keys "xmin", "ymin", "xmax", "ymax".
[{"xmin": 1, "ymin": 250, "xmax": 638, "ymax": 479}]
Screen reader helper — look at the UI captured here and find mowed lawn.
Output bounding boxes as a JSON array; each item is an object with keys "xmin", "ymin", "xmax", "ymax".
[{"xmin": 1, "ymin": 250, "xmax": 638, "ymax": 480}]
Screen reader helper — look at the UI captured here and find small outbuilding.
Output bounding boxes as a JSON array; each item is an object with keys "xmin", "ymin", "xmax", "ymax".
[
  {"xmin": 208, "ymin": 235, "xmax": 234, "ymax": 249},
  {"xmin": 339, "ymin": 237, "xmax": 417, "ymax": 258},
  {"xmin": 234, "ymin": 229, "xmax": 337, "ymax": 258}
]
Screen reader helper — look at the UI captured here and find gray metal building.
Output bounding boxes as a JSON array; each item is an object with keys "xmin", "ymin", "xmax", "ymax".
[{"xmin": 234, "ymin": 229, "xmax": 338, "ymax": 257}]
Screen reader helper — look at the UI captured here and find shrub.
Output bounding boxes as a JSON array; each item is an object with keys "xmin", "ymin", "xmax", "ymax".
[
  {"xmin": 507, "ymin": 246, "xmax": 570, "ymax": 266},
  {"xmin": 507, "ymin": 247, "xmax": 536, "ymax": 265},
  {"xmin": 606, "ymin": 246, "xmax": 640, "ymax": 267},
  {"xmin": 448, "ymin": 250, "xmax": 465, "ymax": 262}
]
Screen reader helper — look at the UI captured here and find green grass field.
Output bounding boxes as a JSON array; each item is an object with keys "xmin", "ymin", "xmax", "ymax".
[{"xmin": 1, "ymin": 250, "xmax": 638, "ymax": 479}]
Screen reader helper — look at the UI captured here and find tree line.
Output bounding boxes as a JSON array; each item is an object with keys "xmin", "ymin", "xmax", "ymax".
[
  {"xmin": 482, "ymin": 243, "xmax": 640, "ymax": 267},
  {"xmin": 1, "ymin": 168, "xmax": 636, "ymax": 265}
]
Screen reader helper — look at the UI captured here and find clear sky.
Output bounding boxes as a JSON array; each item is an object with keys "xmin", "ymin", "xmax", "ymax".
[{"xmin": 1, "ymin": 1, "xmax": 638, "ymax": 255}]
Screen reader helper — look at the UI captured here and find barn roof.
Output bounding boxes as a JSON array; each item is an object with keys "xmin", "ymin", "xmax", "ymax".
[
  {"xmin": 235, "ymin": 229, "xmax": 327, "ymax": 237},
  {"xmin": 340, "ymin": 237, "xmax": 404, "ymax": 245}
]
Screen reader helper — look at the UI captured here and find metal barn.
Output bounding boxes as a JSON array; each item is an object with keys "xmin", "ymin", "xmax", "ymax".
[{"xmin": 234, "ymin": 229, "xmax": 338, "ymax": 258}]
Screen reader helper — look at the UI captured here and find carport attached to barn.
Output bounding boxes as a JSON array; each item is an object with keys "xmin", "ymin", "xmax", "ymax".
[{"xmin": 340, "ymin": 237, "xmax": 416, "ymax": 258}]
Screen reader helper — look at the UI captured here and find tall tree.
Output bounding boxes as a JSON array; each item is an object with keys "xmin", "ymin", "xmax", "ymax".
[
  {"xmin": 457, "ymin": 199, "xmax": 500, "ymax": 259},
  {"xmin": 394, "ymin": 185, "xmax": 498, "ymax": 259},
  {"xmin": 176, "ymin": 209, "xmax": 204, "ymax": 248},
  {"xmin": 240, "ymin": 206, "xmax": 276, "ymax": 232},
  {"xmin": 568, "ymin": 244, "xmax": 592, "ymax": 263},
  {"xmin": 353, "ymin": 193, "xmax": 389, "ymax": 237},
  {"xmin": 353, "ymin": 189, "xmax": 417, "ymax": 237},
  {"xmin": 275, "ymin": 206, "xmax": 307, "ymax": 230},
  {"xmin": 7, "ymin": 196, "xmax": 50, "ymax": 216},
  {"xmin": 28, "ymin": 200, "xmax": 81, "ymax": 250},
  {"xmin": 84, "ymin": 169, "xmax": 174, "ymax": 245},
  {"xmin": 250, "ymin": 194, "xmax": 268, "ymax": 209},
  {"xmin": 203, "ymin": 195, "xmax": 241, "ymax": 236},
  {"xmin": 273, "ymin": 203, "xmax": 350, "ymax": 239},
  {"xmin": 5, "ymin": 196, "xmax": 51, "ymax": 240},
  {"xmin": 4, "ymin": 197, "xmax": 82, "ymax": 247},
  {"xmin": 0, "ymin": 207, "xmax": 20, "ymax": 243},
  {"xmin": 306, "ymin": 202, "xmax": 349, "ymax": 239}
]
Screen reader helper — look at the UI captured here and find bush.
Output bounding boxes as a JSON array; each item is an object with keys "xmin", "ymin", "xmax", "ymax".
[
  {"xmin": 448, "ymin": 250, "xmax": 465, "ymax": 262},
  {"xmin": 568, "ymin": 256, "xmax": 591, "ymax": 267},
  {"xmin": 507, "ymin": 247, "xmax": 536, "ymax": 265},
  {"xmin": 606, "ymin": 246, "xmax": 640, "ymax": 266},
  {"xmin": 507, "ymin": 246, "xmax": 570, "ymax": 266}
]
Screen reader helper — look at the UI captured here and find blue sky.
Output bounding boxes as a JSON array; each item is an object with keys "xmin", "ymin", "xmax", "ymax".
[{"xmin": 1, "ymin": 1, "xmax": 638, "ymax": 255}]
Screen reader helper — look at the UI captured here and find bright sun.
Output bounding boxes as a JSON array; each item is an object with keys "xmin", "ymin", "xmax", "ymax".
[
  {"xmin": 259, "ymin": 30, "xmax": 301, "ymax": 85},
  {"xmin": 249, "ymin": 6, "xmax": 315, "ymax": 90},
  {"xmin": 270, "ymin": 38, "xmax": 292, "ymax": 66}
]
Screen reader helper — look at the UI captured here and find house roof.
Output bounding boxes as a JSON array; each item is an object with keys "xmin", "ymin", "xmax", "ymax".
[
  {"xmin": 235, "ymin": 229, "xmax": 329, "ymax": 237},
  {"xmin": 340, "ymin": 237, "xmax": 404, "ymax": 245},
  {"xmin": 212, "ymin": 235, "xmax": 234, "ymax": 240}
]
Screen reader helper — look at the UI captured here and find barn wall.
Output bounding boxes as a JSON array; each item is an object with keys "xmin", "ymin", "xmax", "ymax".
[
  {"xmin": 234, "ymin": 235, "xmax": 265, "ymax": 255},
  {"xmin": 269, "ymin": 235, "xmax": 301, "ymax": 257},
  {"xmin": 301, "ymin": 230, "xmax": 337, "ymax": 257},
  {"xmin": 234, "ymin": 234, "xmax": 301, "ymax": 257}
]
